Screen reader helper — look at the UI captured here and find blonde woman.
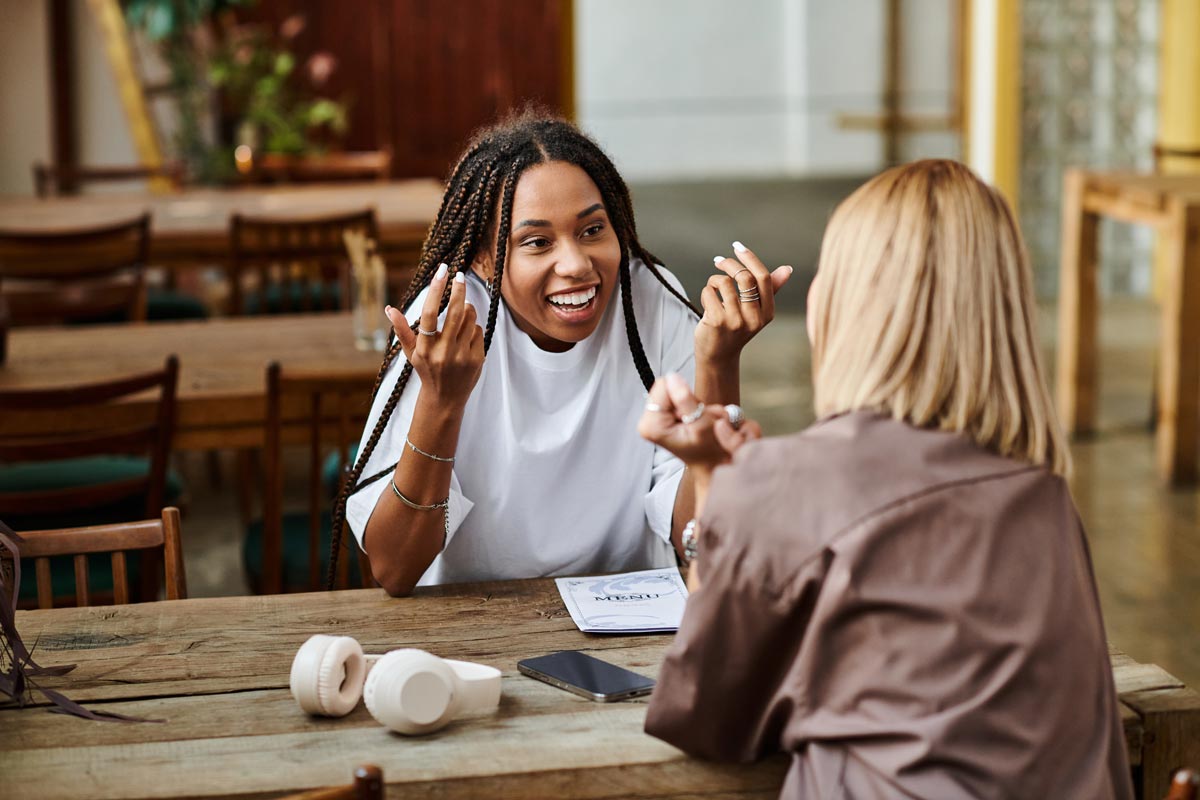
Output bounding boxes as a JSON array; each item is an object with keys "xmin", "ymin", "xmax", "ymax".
[{"xmin": 638, "ymin": 161, "xmax": 1132, "ymax": 799}]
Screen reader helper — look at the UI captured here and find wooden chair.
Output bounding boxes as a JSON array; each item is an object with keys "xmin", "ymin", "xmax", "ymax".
[
  {"xmin": 227, "ymin": 209, "xmax": 378, "ymax": 316},
  {"xmin": 245, "ymin": 362, "xmax": 375, "ymax": 594},
  {"xmin": 32, "ymin": 162, "xmax": 184, "ymax": 198},
  {"xmin": 0, "ymin": 356, "xmax": 180, "ymax": 605},
  {"xmin": 0, "ymin": 214, "xmax": 150, "ymax": 326},
  {"xmin": 250, "ymin": 150, "xmax": 392, "ymax": 184},
  {"xmin": 1167, "ymin": 769, "xmax": 1199, "ymax": 800},
  {"xmin": 16, "ymin": 507, "xmax": 187, "ymax": 609},
  {"xmin": 278, "ymin": 765, "xmax": 383, "ymax": 800}
]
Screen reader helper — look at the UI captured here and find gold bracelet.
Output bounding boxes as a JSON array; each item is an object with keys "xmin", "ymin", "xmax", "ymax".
[{"xmin": 405, "ymin": 435, "xmax": 455, "ymax": 463}]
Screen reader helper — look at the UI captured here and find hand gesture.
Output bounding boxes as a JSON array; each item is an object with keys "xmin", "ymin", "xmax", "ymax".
[
  {"xmin": 637, "ymin": 374, "xmax": 762, "ymax": 479},
  {"xmin": 386, "ymin": 264, "xmax": 484, "ymax": 409},
  {"xmin": 694, "ymin": 241, "xmax": 792, "ymax": 365}
]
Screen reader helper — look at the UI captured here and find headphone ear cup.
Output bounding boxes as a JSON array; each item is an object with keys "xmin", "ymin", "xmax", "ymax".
[
  {"xmin": 363, "ymin": 649, "xmax": 456, "ymax": 735},
  {"xmin": 291, "ymin": 635, "xmax": 366, "ymax": 717}
]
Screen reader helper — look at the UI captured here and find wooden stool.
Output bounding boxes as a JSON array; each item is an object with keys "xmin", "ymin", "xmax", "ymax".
[{"xmin": 1056, "ymin": 169, "xmax": 1200, "ymax": 484}]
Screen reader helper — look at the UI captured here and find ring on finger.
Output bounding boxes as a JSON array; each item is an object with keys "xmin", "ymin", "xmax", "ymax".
[
  {"xmin": 417, "ymin": 325, "xmax": 438, "ymax": 337},
  {"xmin": 724, "ymin": 404, "xmax": 745, "ymax": 430},
  {"xmin": 733, "ymin": 267, "xmax": 753, "ymax": 281},
  {"xmin": 680, "ymin": 403, "xmax": 706, "ymax": 425}
]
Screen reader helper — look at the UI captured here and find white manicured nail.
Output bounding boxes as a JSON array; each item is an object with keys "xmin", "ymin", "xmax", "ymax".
[
  {"xmin": 435, "ymin": 263, "xmax": 448, "ymax": 280},
  {"xmin": 713, "ymin": 256, "xmax": 723, "ymax": 265},
  {"xmin": 454, "ymin": 272, "xmax": 465, "ymax": 284},
  {"xmin": 732, "ymin": 241, "xmax": 747, "ymax": 252}
]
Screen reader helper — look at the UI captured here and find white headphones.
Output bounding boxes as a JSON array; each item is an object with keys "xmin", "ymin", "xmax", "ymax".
[{"xmin": 290, "ymin": 634, "xmax": 502, "ymax": 735}]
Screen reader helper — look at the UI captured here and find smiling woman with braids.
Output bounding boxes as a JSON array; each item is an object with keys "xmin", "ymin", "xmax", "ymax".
[{"xmin": 335, "ymin": 112, "xmax": 791, "ymax": 596}]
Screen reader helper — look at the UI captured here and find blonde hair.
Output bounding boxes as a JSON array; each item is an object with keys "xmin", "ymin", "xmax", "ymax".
[{"xmin": 810, "ymin": 159, "xmax": 1070, "ymax": 476}]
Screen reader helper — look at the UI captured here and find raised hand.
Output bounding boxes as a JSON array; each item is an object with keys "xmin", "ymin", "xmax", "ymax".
[
  {"xmin": 694, "ymin": 241, "xmax": 792, "ymax": 366},
  {"xmin": 637, "ymin": 374, "xmax": 762, "ymax": 479},
  {"xmin": 386, "ymin": 264, "xmax": 485, "ymax": 409}
]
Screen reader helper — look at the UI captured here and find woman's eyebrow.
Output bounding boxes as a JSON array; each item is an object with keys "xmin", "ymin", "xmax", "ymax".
[{"xmin": 514, "ymin": 203, "xmax": 604, "ymax": 230}]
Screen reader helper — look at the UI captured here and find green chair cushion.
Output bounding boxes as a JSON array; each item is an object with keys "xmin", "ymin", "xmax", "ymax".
[
  {"xmin": 321, "ymin": 443, "xmax": 360, "ymax": 496},
  {"xmin": 243, "ymin": 510, "xmax": 362, "ymax": 593},
  {"xmin": 16, "ymin": 550, "xmax": 144, "ymax": 604},
  {"xmin": 0, "ymin": 456, "xmax": 183, "ymax": 498},
  {"xmin": 147, "ymin": 288, "xmax": 209, "ymax": 321},
  {"xmin": 244, "ymin": 284, "xmax": 342, "ymax": 315},
  {"xmin": 1, "ymin": 456, "xmax": 185, "ymax": 602}
]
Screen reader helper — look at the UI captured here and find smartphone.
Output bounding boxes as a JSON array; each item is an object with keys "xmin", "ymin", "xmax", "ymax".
[{"xmin": 517, "ymin": 651, "xmax": 655, "ymax": 702}]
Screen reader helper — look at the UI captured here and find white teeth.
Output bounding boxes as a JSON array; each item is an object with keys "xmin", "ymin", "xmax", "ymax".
[{"xmin": 548, "ymin": 286, "xmax": 597, "ymax": 307}]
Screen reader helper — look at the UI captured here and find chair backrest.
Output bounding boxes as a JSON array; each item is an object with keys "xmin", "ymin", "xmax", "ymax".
[
  {"xmin": 260, "ymin": 362, "xmax": 375, "ymax": 594},
  {"xmin": 252, "ymin": 151, "xmax": 392, "ymax": 184},
  {"xmin": 228, "ymin": 209, "xmax": 379, "ymax": 316},
  {"xmin": 0, "ymin": 214, "xmax": 151, "ymax": 326},
  {"xmin": 15, "ymin": 507, "xmax": 187, "ymax": 609},
  {"xmin": 1167, "ymin": 769, "xmax": 1199, "ymax": 800},
  {"xmin": 0, "ymin": 355, "xmax": 178, "ymax": 522},
  {"xmin": 278, "ymin": 765, "xmax": 383, "ymax": 800},
  {"xmin": 32, "ymin": 163, "xmax": 184, "ymax": 198}
]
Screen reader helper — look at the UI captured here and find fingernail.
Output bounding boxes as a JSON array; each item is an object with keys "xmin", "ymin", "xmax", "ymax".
[
  {"xmin": 785, "ymin": 265, "xmax": 794, "ymax": 275},
  {"xmin": 435, "ymin": 263, "xmax": 448, "ymax": 280},
  {"xmin": 713, "ymin": 256, "xmax": 723, "ymax": 265},
  {"xmin": 732, "ymin": 241, "xmax": 747, "ymax": 252},
  {"xmin": 454, "ymin": 272, "xmax": 465, "ymax": 284}
]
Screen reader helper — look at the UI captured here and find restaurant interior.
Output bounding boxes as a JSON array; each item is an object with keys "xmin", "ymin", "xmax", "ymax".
[{"xmin": 1, "ymin": 1, "xmax": 1198, "ymax": 798}]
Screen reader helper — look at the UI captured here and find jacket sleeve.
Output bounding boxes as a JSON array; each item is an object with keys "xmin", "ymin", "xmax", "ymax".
[{"xmin": 644, "ymin": 457, "xmax": 828, "ymax": 762}]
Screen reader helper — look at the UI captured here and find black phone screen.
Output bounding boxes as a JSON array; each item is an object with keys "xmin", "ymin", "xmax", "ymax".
[{"xmin": 518, "ymin": 651, "xmax": 655, "ymax": 699}]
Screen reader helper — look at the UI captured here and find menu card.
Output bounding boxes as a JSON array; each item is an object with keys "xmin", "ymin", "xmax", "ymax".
[{"xmin": 555, "ymin": 567, "xmax": 689, "ymax": 633}]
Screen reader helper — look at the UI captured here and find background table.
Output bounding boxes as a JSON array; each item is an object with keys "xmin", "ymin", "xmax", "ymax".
[
  {"xmin": 1056, "ymin": 168, "xmax": 1200, "ymax": 483},
  {"xmin": 1, "ymin": 578, "xmax": 1196, "ymax": 799},
  {"xmin": 0, "ymin": 180, "xmax": 444, "ymax": 268},
  {"xmin": 0, "ymin": 313, "xmax": 381, "ymax": 450}
]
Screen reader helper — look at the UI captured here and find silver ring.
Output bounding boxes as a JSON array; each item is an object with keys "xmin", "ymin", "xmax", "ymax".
[
  {"xmin": 680, "ymin": 403, "xmax": 706, "ymax": 425},
  {"xmin": 733, "ymin": 268, "xmax": 753, "ymax": 281},
  {"xmin": 724, "ymin": 404, "xmax": 745, "ymax": 430},
  {"xmin": 738, "ymin": 293, "xmax": 761, "ymax": 303},
  {"xmin": 417, "ymin": 326, "xmax": 438, "ymax": 337},
  {"xmin": 644, "ymin": 402, "xmax": 664, "ymax": 412}
]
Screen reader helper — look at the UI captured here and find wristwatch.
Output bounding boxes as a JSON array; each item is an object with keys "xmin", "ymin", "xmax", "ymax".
[{"xmin": 681, "ymin": 518, "xmax": 699, "ymax": 564}]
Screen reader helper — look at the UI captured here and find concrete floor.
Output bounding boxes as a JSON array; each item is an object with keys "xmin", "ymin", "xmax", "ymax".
[{"xmin": 175, "ymin": 177, "xmax": 1200, "ymax": 693}]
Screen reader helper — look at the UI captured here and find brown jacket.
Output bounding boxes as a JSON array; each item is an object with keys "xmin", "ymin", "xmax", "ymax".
[{"xmin": 645, "ymin": 411, "xmax": 1132, "ymax": 799}]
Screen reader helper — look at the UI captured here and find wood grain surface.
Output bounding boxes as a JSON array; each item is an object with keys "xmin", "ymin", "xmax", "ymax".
[
  {"xmin": 0, "ymin": 578, "xmax": 1189, "ymax": 799},
  {"xmin": 0, "ymin": 181, "xmax": 443, "ymax": 265},
  {"xmin": 0, "ymin": 313, "xmax": 381, "ymax": 450}
]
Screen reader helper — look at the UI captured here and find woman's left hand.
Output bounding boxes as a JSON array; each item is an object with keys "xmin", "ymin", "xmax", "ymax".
[
  {"xmin": 694, "ymin": 241, "xmax": 793, "ymax": 366},
  {"xmin": 638, "ymin": 374, "xmax": 762, "ymax": 482}
]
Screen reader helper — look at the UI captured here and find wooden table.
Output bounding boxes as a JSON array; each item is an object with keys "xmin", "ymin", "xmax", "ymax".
[
  {"xmin": 0, "ymin": 180, "xmax": 444, "ymax": 267},
  {"xmin": 1, "ymin": 579, "xmax": 1196, "ymax": 800},
  {"xmin": 0, "ymin": 579, "xmax": 790, "ymax": 800},
  {"xmin": 1056, "ymin": 169, "xmax": 1200, "ymax": 483},
  {"xmin": 0, "ymin": 313, "xmax": 382, "ymax": 450}
]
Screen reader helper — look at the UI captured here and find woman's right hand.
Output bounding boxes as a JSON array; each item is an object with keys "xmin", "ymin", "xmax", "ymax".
[
  {"xmin": 386, "ymin": 264, "xmax": 485, "ymax": 409},
  {"xmin": 638, "ymin": 374, "xmax": 762, "ymax": 483}
]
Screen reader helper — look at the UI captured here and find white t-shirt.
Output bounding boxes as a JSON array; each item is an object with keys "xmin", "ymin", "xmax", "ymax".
[{"xmin": 345, "ymin": 259, "xmax": 697, "ymax": 587}]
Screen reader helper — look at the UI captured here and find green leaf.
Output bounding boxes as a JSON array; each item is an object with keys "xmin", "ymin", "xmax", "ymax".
[{"xmin": 273, "ymin": 52, "xmax": 295, "ymax": 77}]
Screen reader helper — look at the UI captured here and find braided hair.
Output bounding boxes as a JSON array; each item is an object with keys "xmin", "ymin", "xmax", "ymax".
[{"xmin": 327, "ymin": 111, "xmax": 700, "ymax": 588}]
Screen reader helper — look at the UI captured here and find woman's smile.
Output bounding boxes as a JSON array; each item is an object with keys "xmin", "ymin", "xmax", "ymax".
[{"xmin": 546, "ymin": 284, "xmax": 600, "ymax": 323}]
